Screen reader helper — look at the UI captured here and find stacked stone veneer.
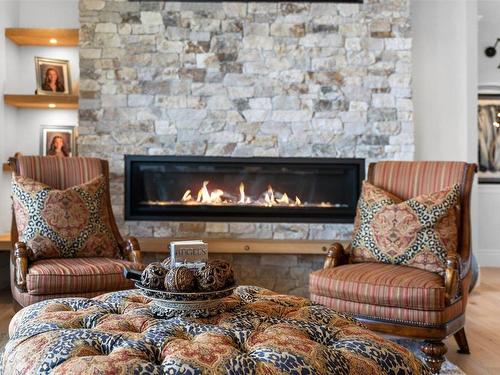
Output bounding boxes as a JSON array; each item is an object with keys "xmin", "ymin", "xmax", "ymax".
[{"xmin": 79, "ymin": 0, "xmax": 412, "ymax": 295}]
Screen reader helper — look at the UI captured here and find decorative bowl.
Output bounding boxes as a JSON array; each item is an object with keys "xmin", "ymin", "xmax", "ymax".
[{"xmin": 135, "ymin": 282, "xmax": 237, "ymax": 318}]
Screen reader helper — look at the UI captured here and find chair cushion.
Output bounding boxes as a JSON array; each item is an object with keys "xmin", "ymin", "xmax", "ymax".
[
  {"xmin": 309, "ymin": 263, "xmax": 446, "ymax": 311},
  {"xmin": 351, "ymin": 181, "xmax": 459, "ymax": 274},
  {"xmin": 26, "ymin": 257, "xmax": 144, "ymax": 295},
  {"xmin": 309, "ymin": 293, "xmax": 463, "ymax": 326},
  {"xmin": 12, "ymin": 175, "xmax": 120, "ymax": 261}
]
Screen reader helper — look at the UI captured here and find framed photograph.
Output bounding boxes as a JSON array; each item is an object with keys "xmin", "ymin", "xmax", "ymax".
[
  {"xmin": 35, "ymin": 57, "xmax": 72, "ymax": 95},
  {"xmin": 478, "ymin": 94, "xmax": 500, "ymax": 183},
  {"xmin": 40, "ymin": 125, "xmax": 77, "ymax": 157}
]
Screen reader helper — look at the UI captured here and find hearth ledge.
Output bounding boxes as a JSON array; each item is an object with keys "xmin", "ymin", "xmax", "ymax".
[{"xmin": 137, "ymin": 238, "xmax": 349, "ymax": 255}]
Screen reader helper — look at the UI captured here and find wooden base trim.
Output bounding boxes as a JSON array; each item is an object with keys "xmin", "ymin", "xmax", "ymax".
[{"xmin": 356, "ymin": 314, "xmax": 466, "ymax": 340}]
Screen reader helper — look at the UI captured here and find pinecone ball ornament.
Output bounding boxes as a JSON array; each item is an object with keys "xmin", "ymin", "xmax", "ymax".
[
  {"xmin": 141, "ymin": 262, "xmax": 168, "ymax": 290},
  {"xmin": 164, "ymin": 267, "xmax": 196, "ymax": 292},
  {"xmin": 196, "ymin": 260, "xmax": 235, "ymax": 292}
]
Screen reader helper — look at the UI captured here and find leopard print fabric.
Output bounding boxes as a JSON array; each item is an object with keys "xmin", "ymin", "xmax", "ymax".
[{"xmin": 4, "ymin": 287, "xmax": 431, "ymax": 374}]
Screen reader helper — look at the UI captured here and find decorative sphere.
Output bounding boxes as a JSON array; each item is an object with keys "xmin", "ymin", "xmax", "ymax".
[
  {"xmin": 141, "ymin": 262, "xmax": 167, "ymax": 290},
  {"xmin": 196, "ymin": 260, "xmax": 235, "ymax": 292},
  {"xmin": 164, "ymin": 267, "xmax": 196, "ymax": 292}
]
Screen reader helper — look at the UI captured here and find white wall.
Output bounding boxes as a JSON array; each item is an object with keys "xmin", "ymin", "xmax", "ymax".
[
  {"xmin": 0, "ymin": 1, "xmax": 20, "ymax": 234},
  {"xmin": 412, "ymin": 0, "xmax": 478, "ymax": 162},
  {"xmin": 412, "ymin": 0, "xmax": 483, "ymax": 263},
  {"xmin": 0, "ymin": 0, "xmax": 79, "ymax": 233},
  {"xmin": 479, "ymin": 0, "xmax": 500, "ymax": 88},
  {"xmin": 18, "ymin": 0, "xmax": 79, "ymax": 29},
  {"xmin": 477, "ymin": 0, "xmax": 500, "ymax": 266}
]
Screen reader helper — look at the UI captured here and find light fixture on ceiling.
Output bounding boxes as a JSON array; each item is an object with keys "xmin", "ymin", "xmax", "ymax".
[
  {"xmin": 485, "ymin": 38, "xmax": 500, "ymax": 57},
  {"xmin": 48, "ymin": 103, "xmax": 56, "ymax": 108},
  {"xmin": 49, "ymin": 38, "xmax": 58, "ymax": 45}
]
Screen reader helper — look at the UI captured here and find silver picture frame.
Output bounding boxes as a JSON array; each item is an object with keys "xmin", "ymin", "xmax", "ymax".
[
  {"xmin": 40, "ymin": 125, "xmax": 77, "ymax": 157},
  {"xmin": 35, "ymin": 56, "xmax": 72, "ymax": 96}
]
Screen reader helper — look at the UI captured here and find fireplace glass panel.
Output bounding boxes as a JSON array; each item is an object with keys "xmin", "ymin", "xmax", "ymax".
[{"xmin": 125, "ymin": 156, "xmax": 364, "ymax": 223}]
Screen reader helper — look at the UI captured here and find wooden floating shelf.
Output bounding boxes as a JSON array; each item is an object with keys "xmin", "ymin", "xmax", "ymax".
[
  {"xmin": 2, "ymin": 163, "xmax": 11, "ymax": 173},
  {"xmin": 5, "ymin": 28, "xmax": 79, "ymax": 47},
  {"xmin": 4, "ymin": 94, "xmax": 79, "ymax": 109},
  {"xmin": 0, "ymin": 233, "xmax": 10, "ymax": 251}
]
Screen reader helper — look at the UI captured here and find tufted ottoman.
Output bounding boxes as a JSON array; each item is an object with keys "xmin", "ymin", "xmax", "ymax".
[{"xmin": 3, "ymin": 286, "xmax": 431, "ymax": 374}]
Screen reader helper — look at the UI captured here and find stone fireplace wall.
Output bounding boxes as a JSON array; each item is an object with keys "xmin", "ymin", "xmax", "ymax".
[{"xmin": 78, "ymin": 0, "xmax": 412, "ymax": 241}]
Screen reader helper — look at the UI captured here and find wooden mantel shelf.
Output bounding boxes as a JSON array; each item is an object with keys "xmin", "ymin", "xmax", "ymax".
[
  {"xmin": 5, "ymin": 28, "xmax": 79, "ymax": 47},
  {"xmin": 4, "ymin": 94, "xmax": 79, "ymax": 109},
  {"xmin": 0, "ymin": 234, "xmax": 339, "ymax": 254}
]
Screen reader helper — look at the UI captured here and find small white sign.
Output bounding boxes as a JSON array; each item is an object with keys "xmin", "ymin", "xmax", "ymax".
[{"xmin": 170, "ymin": 240, "xmax": 208, "ymax": 267}]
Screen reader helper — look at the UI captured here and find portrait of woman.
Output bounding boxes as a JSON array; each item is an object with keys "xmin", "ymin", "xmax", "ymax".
[
  {"xmin": 40, "ymin": 126, "xmax": 76, "ymax": 157},
  {"xmin": 35, "ymin": 57, "xmax": 72, "ymax": 95},
  {"xmin": 42, "ymin": 67, "xmax": 65, "ymax": 93}
]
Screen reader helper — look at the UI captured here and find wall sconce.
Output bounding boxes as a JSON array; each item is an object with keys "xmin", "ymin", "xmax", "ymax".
[{"xmin": 485, "ymin": 38, "xmax": 500, "ymax": 57}]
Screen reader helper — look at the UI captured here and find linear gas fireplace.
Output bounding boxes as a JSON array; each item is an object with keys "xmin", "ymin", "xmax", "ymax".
[{"xmin": 125, "ymin": 156, "xmax": 364, "ymax": 223}]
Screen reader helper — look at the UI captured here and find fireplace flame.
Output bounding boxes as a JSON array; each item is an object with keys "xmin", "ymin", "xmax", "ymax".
[
  {"xmin": 211, "ymin": 189, "xmax": 224, "ymax": 203},
  {"xmin": 182, "ymin": 190, "xmax": 192, "ymax": 202},
  {"xmin": 264, "ymin": 185, "xmax": 276, "ymax": 206},
  {"xmin": 197, "ymin": 181, "xmax": 211, "ymax": 203},
  {"xmin": 277, "ymin": 192, "xmax": 289, "ymax": 205},
  {"xmin": 177, "ymin": 181, "xmax": 321, "ymax": 207},
  {"xmin": 238, "ymin": 182, "xmax": 247, "ymax": 204}
]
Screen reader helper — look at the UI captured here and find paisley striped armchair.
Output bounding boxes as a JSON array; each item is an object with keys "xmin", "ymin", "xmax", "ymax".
[
  {"xmin": 310, "ymin": 161, "xmax": 477, "ymax": 374},
  {"xmin": 9, "ymin": 156, "xmax": 144, "ymax": 308}
]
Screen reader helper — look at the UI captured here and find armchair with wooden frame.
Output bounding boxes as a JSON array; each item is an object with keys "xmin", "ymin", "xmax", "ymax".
[
  {"xmin": 9, "ymin": 155, "xmax": 144, "ymax": 308},
  {"xmin": 309, "ymin": 161, "xmax": 477, "ymax": 374}
]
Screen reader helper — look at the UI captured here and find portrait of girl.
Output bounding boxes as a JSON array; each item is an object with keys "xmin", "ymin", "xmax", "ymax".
[
  {"xmin": 47, "ymin": 134, "xmax": 70, "ymax": 157},
  {"xmin": 41, "ymin": 67, "xmax": 65, "ymax": 93},
  {"xmin": 40, "ymin": 126, "xmax": 76, "ymax": 157}
]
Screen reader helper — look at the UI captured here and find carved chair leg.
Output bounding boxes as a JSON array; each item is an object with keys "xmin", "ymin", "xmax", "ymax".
[
  {"xmin": 421, "ymin": 340, "xmax": 447, "ymax": 374},
  {"xmin": 454, "ymin": 328, "xmax": 470, "ymax": 354}
]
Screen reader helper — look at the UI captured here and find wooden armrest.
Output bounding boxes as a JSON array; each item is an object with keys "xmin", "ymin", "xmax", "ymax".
[
  {"xmin": 445, "ymin": 254, "xmax": 460, "ymax": 304},
  {"xmin": 124, "ymin": 236, "xmax": 143, "ymax": 264},
  {"xmin": 323, "ymin": 242, "xmax": 348, "ymax": 269},
  {"xmin": 13, "ymin": 242, "xmax": 28, "ymax": 292}
]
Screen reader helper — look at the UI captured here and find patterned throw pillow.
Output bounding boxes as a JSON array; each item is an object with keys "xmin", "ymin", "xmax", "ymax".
[
  {"xmin": 12, "ymin": 175, "xmax": 120, "ymax": 261},
  {"xmin": 351, "ymin": 181, "xmax": 460, "ymax": 274}
]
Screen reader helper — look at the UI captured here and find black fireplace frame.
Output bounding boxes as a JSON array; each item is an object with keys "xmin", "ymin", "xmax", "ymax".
[{"xmin": 125, "ymin": 155, "xmax": 364, "ymax": 223}]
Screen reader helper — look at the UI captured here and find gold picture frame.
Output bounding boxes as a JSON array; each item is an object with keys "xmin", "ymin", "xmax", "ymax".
[{"xmin": 35, "ymin": 56, "xmax": 72, "ymax": 95}]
